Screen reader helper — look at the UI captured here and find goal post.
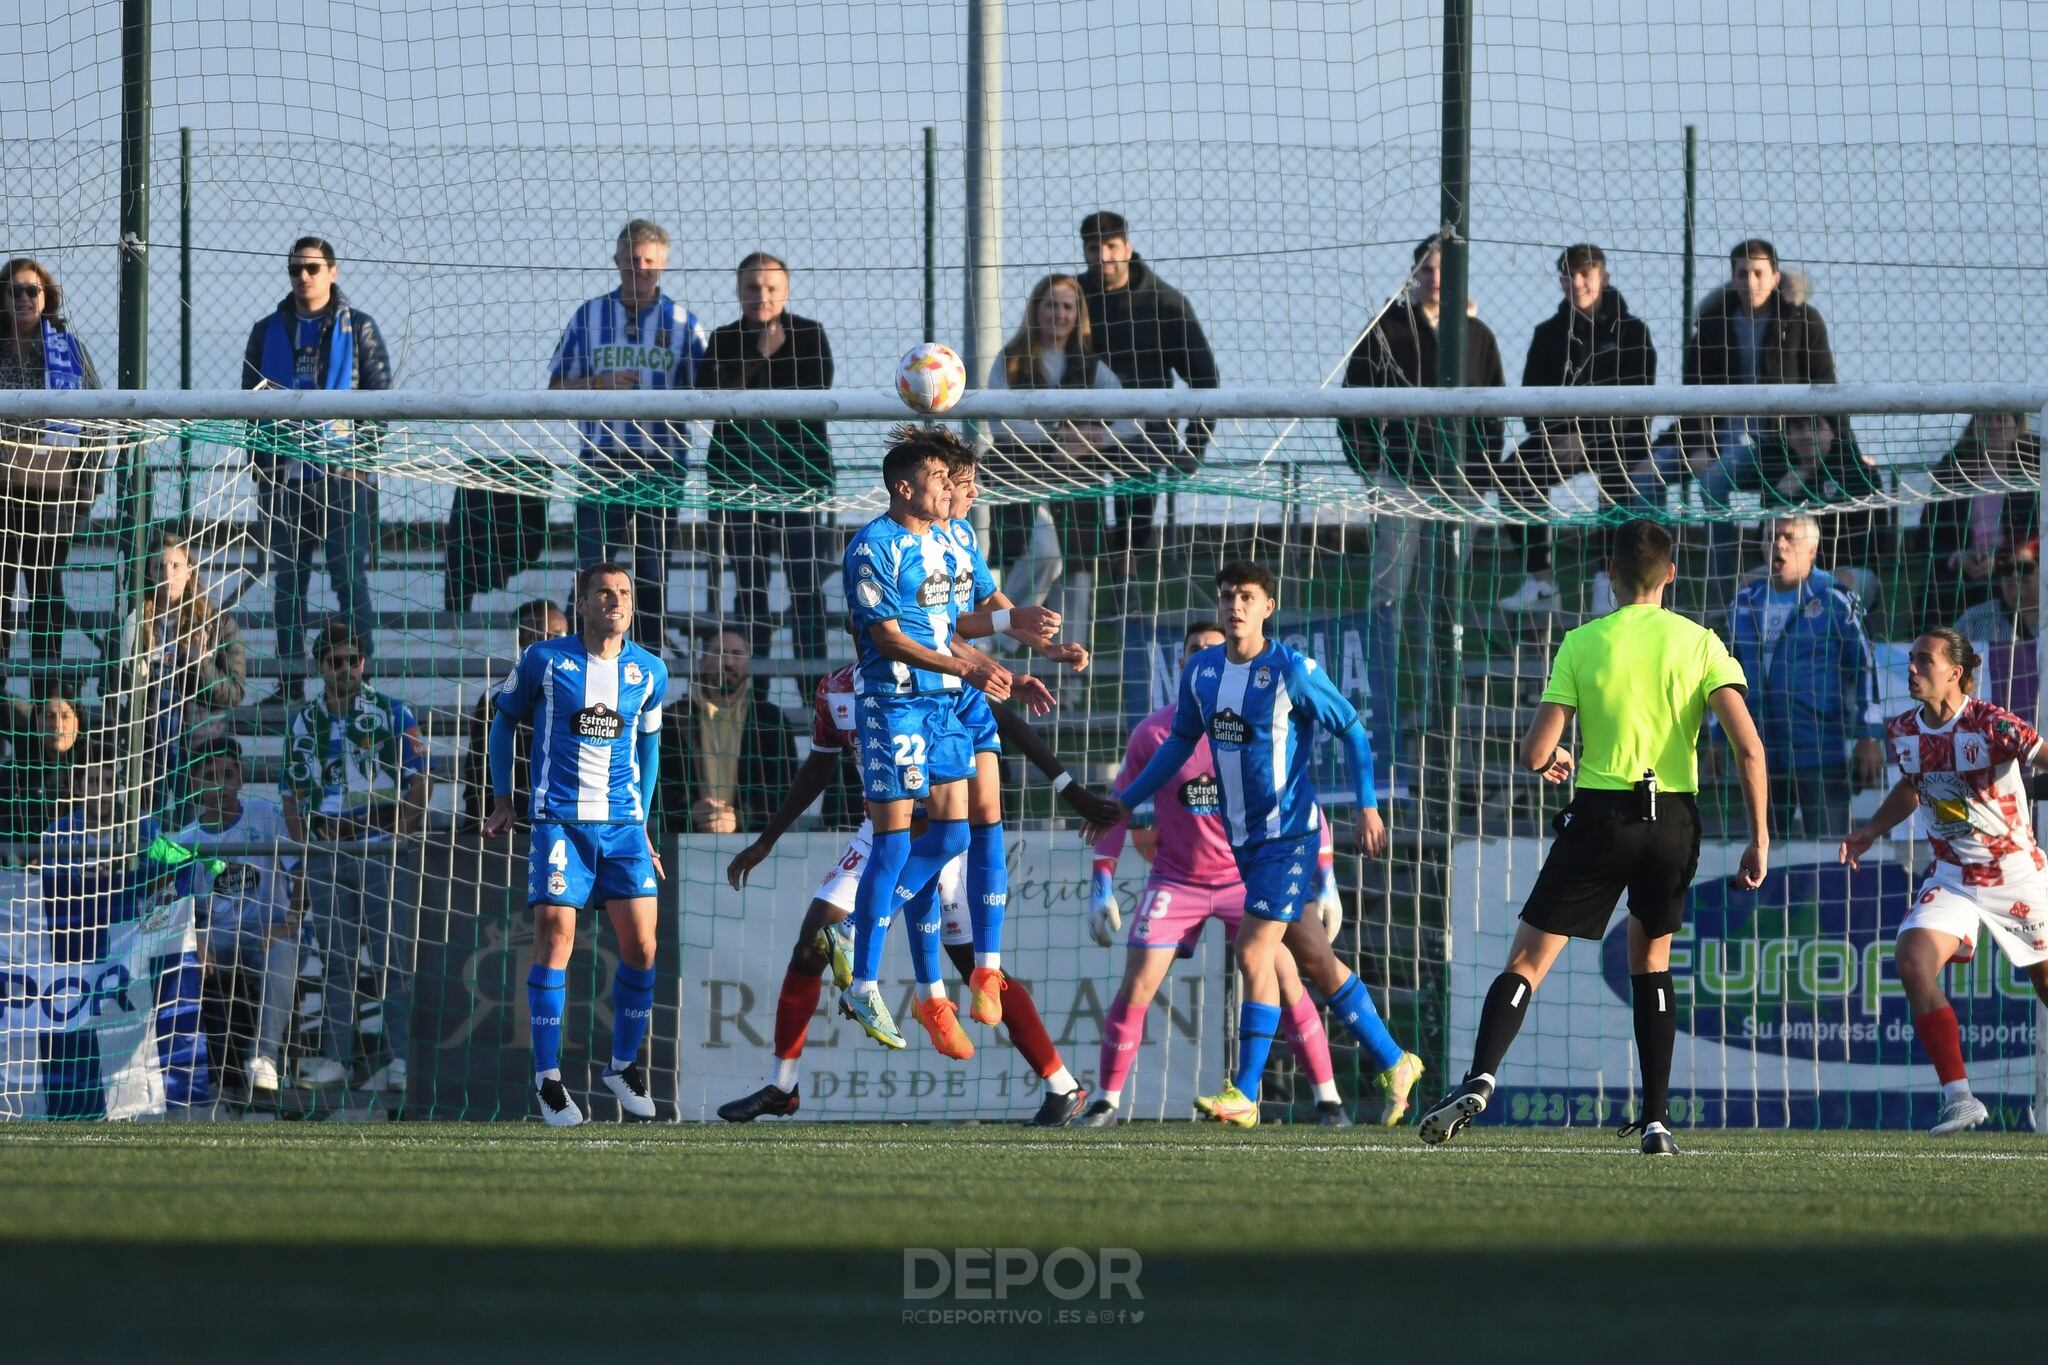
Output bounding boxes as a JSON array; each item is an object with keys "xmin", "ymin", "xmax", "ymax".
[{"xmin": 0, "ymin": 384, "xmax": 2043, "ymax": 1128}]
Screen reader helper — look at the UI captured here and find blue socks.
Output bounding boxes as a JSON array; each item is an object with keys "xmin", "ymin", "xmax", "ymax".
[
  {"xmin": 609, "ymin": 962, "xmax": 656, "ymax": 1070},
  {"xmin": 528, "ymin": 964, "xmax": 567, "ymax": 1078},
  {"xmin": 851, "ymin": 827, "xmax": 912, "ymax": 983},
  {"xmin": 902, "ymin": 880, "xmax": 945, "ymax": 986},
  {"xmin": 1234, "ymin": 1000, "xmax": 1283, "ymax": 1099},
  {"xmin": 1328, "ymin": 972, "xmax": 1405, "ymax": 1073},
  {"xmin": 967, "ymin": 823, "xmax": 1008, "ymax": 962}
]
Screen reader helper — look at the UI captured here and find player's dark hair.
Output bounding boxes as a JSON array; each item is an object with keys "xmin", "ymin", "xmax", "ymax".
[
  {"xmin": 1216, "ymin": 560, "xmax": 1277, "ymax": 600},
  {"xmin": 289, "ymin": 236, "xmax": 337, "ymax": 267},
  {"xmin": 310, "ymin": 618, "xmax": 364, "ymax": 660},
  {"xmin": 1921, "ymin": 626, "xmax": 1981, "ymax": 695},
  {"xmin": 881, "ymin": 424, "xmax": 966, "ymax": 496},
  {"xmin": 1184, "ymin": 620, "xmax": 1226, "ymax": 647},
  {"xmin": 515, "ymin": 597, "xmax": 563, "ymax": 632},
  {"xmin": 736, "ymin": 250, "xmax": 787, "ymax": 275},
  {"xmin": 185, "ymin": 736, "xmax": 245, "ymax": 774},
  {"xmin": 1412, "ymin": 235, "xmax": 1442, "ymax": 265},
  {"xmin": 1608, "ymin": 518, "xmax": 1674, "ymax": 595},
  {"xmin": 1730, "ymin": 237, "xmax": 1779, "ymax": 268},
  {"xmin": 576, "ymin": 561, "xmax": 634, "ymax": 598},
  {"xmin": 1079, "ymin": 210, "xmax": 1129, "ymax": 244}
]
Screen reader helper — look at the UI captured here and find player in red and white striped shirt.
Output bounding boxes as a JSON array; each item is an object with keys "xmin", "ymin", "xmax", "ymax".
[
  {"xmin": 716, "ymin": 664, "xmax": 1119, "ymax": 1123},
  {"xmin": 1841, "ymin": 627, "xmax": 2048, "ymax": 1136}
]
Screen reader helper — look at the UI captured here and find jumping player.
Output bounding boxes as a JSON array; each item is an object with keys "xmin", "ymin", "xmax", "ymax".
[
  {"xmin": 930, "ymin": 440, "xmax": 1090, "ymax": 1029},
  {"xmin": 485, "ymin": 561, "xmax": 669, "ymax": 1127},
  {"xmin": 718, "ymin": 663, "xmax": 1121, "ymax": 1124},
  {"xmin": 1084, "ymin": 561, "xmax": 1422, "ymax": 1128},
  {"xmin": 1840, "ymin": 627, "xmax": 2048, "ymax": 1136},
  {"xmin": 838, "ymin": 426, "xmax": 1017, "ymax": 1060},
  {"xmin": 1079, "ymin": 622, "xmax": 1376, "ymax": 1128}
]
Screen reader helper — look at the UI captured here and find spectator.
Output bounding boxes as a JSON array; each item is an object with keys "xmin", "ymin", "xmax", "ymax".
[
  {"xmin": 1921, "ymin": 413, "xmax": 2040, "ymax": 621},
  {"xmin": 0, "ymin": 257, "xmax": 104, "ymax": 668},
  {"xmin": 281, "ymin": 620, "xmax": 428, "ymax": 1094},
  {"xmin": 1077, "ymin": 211, "xmax": 1218, "ymax": 553},
  {"xmin": 240, "ymin": 236, "xmax": 391, "ymax": 686},
  {"xmin": 1955, "ymin": 543, "xmax": 2040, "ymax": 721},
  {"xmin": 700, "ymin": 252, "xmax": 835, "ymax": 664},
  {"xmin": 1504, "ymin": 243, "xmax": 1658, "ymax": 614},
  {"xmin": 443, "ymin": 470, "xmax": 548, "ymax": 614},
  {"xmin": 986, "ymin": 272, "xmax": 1129, "ymax": 652},
  {"xmin": 1653, "ymin": 240, "xmax": 1865, "ymax": 594},
  {"xmin": 129, "ymin": 532, "xmax": 248, "ymax": 762},
  {"xmin": 0, "ymin": 693, "xmax": 86, "ymax": 856},
  {"xmin": 658, "ymin": 627, "xmax": 797, "ymax": 836},
  {"xmin": 1722, "ymin": 514, "xmax": 1885, "ymax": 840},
  {"xmin": 174, "ymin": 738, "xmax": 310, "ymax": 1096},
  {"xmin": 1340, "ymin": 237, "xmax": 1507, "ymax": 605},
  {"xmin": 549, "ymin": 219, "xmax": 707, "ymax": 649},
  {"xmin": 460, "ymin": 598, "xmax": 568, "ymax": 825}
]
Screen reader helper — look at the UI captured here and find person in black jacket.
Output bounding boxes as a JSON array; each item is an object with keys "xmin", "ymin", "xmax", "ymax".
[
  {"xmin": 1500, "ymin": 244, "xmax": 1658, "ymax": 613},
  {"xmin": 658, "ymin": 628, "xmax": 799, "ymax": 837},
  {"xmin": 700, "ymin": 253, "xmax": 836, "ymax": 666},
  {"xmin": 1077, "ymin": 212, "xmax": 1219, "ymax": 556},
  {"xmin": 240, "ymin": 236, "xmax": 393, "ymax": 672},
  {"xmin": 459, "ymin": 599, "xmax": 567, "ymax": 827}
]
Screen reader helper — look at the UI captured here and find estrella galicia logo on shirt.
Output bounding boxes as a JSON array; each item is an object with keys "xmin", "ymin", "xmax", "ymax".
[
  {"xmin": 572, "ymin": 703, "xmax": 625, "ymax": 741},
  {"xmin": 917, "ymin": 572, "xmax": 952, "ymax": 609},
  {"xmin": 1601, "ymin": 859, "xmax": 2038, "ymax": 1063},
  {"xmin": 1180, "ymin": 774, "xmax": 1223, "ymax": 815},
  {"xmin": 211, "ymin": 863, "xmax": 260, "ymax": 898},
  {"xmin": 1209, "ymin": 708, "xmax": 1249, "ymax": 747}
]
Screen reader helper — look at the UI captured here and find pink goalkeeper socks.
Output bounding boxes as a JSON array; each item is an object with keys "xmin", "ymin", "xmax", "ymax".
[
  {"xmin": 1100, "ymin": 997, "xmax": 1147, "ymax": 1096},
  {"xmin": 1283, "ymin": 993, "xmax": 1336, "ymax": 1087}
]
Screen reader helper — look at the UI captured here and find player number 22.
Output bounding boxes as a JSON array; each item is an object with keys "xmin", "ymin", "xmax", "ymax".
[{"xmin": 892, "ymin": 734, "xmax": 928, "ymax": 766}]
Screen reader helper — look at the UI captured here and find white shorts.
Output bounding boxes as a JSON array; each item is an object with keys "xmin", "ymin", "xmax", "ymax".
[
  {"xmin": 812, "ymin": 819, "xmax": 971, "ymax": 946},
  {"xmin": 1899, "ymin": 867, "xmax": 2048, "ymax": 969}
]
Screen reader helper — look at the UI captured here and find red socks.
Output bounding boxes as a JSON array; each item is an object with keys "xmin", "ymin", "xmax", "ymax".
[
  {"xmin": 1000, "ymin": 976, "xmax": 1063, "ymax": 1078},
  {"xmin": 1912, "ymin": 1005, "xmax": 1967, "ymax": 1084},
  {"xmin": 774, "ymin": 967, "xmax": 824, "ymax": 1060}
]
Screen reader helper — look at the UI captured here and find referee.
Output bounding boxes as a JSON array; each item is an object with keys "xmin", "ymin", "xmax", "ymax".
[{"xmin": 1419, "ymin": 519, "xmax": 1769, "ymax": 1155}]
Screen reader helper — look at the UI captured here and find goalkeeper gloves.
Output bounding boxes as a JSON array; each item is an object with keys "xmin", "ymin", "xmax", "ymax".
[{"xmin": 1088, "ymin": 859, "xmax": 1121, "ymax": 947}]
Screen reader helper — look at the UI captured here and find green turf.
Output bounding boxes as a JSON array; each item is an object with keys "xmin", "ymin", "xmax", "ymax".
[{"xmin": 1, "ymin": 1123, "xmax": 2043, "ymax": 1362}]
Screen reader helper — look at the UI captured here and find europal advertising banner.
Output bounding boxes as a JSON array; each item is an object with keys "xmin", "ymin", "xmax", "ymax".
[
  {"xmin": 1449, "ymin": 839, "xmax": 2045, "ymax": 1130},
  {"xmin": 673, "ymin": 834, "xmax": 1225, "ymax": 1121}
]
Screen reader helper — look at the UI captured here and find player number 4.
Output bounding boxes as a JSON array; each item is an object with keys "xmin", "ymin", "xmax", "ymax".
[{"xmin": 548, "ymin": 840, "xmax": 568, "ymax": 870}]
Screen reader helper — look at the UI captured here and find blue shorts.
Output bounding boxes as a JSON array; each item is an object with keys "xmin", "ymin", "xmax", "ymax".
[
  {"xmin": 856, "ymin": 692, "xmax": 972, "ymax": 803},
  {"xmin": 1237, "ymin": 832, "xmax": 1322, "ymax": 924},
  {"xmin": 529, "ymin": 821, "xmax": 660, "ymax": 907},
  {"xmin": 955, "ymin": 687, "xmax": 1001, "ymax": 755}
]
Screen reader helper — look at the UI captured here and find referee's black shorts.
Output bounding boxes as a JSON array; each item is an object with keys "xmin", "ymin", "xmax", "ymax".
[{"xmin": 1520, "ymin": 789, "xmax": 1702, "ymax": 941}]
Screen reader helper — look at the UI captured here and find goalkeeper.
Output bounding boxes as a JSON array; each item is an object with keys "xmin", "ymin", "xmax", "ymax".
[{"xmin": 1081, "ymin": 621, "xmax": 1371, "ymax": 1127}]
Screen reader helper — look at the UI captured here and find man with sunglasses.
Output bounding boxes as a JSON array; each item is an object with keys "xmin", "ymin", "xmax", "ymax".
[
  {"xmin": 240, "ymin": 237, "xmax": 393, "ymax": 687},
  {"xmin": 281, "ymin": 621, "xmax": 428, "ymax": 1096},
  {"xmin": 1956, "ymin": 543, "xmax": 2042, "ymax": 721}
]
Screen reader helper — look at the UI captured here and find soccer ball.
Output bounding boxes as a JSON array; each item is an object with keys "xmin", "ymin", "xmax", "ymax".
[{"xmin": 896, "ymin": 343, "xmax": 968, "ymax": 414}]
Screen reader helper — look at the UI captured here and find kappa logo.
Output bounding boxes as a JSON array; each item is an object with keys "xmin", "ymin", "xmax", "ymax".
[
  {"xmin": 642, "ymin": 877, "xmax": 657, "ymax": 890},
  {"xmin": 1287, "ymin": 863, "xmax": 1304, "ymax": 876},
  {"xmin": 1200, "ymin": 667, "xmax": 1220, "ymax": 679},
  {"xmin": 867, "ymin": 758, "xmax": 887, "ymax": 772},
  {"xmin": 1251, "ymin": 899, "xmax": 1269, "ymax": 912},
  {"xmin": 866, "ymin": 716, "xmax": 885, "ymax": 730},
  {"xmin": 1286, "ymin": 882, "xmax": 1301, "ymax": 896},
  {"xmin": 558, "ymin": 658, "xmax": 581, "ymax": 674},
  {"xmin": 867, "ymin": 739, "xmax": 886, "ymax": 751}
]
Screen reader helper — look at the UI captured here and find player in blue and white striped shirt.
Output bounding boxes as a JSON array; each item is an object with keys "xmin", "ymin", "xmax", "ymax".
[
  {"xmin": 838, "ymin": 426, "xmax": 1019, "ymax": 1058},
  {"xmin": 548, "ymin": 218, "xmax": 708, "ymax": 646},
  {"xmin": 486, "ymin": 561, "xmax": 671, "ymax": 1125},
  {"xmin": 1087, "ymin": 561, "xmax": 1424, "ymax": 1127}
]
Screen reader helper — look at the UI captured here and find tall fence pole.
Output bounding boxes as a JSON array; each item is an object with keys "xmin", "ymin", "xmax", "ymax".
[
  {"xmin": 1436, "ymin": 0, "xmax": 1472, "ymax": 398},
  {"xmin": 922, "ymin": 125, "xmax": 938, "ymax": 345},
  {"xmin": 179, "ymin": 125, "xmax": 193, "ymax": 521},
  {"xmin": 1682, "ymin": 124, "xmax": 1698, "ymax": 357},
  {"xmin": 117, "ymin": 0, "xmax": 154, "ymax": 830},
  {"xmin": 962, "ymin": 0, "xmax": 1003, "ymax": 550}
]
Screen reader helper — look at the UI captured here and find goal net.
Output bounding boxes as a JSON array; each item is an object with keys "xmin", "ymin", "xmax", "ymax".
[{"xmin": 0, "ymin": 386, "xmax": 2042, "ymax": 1130}]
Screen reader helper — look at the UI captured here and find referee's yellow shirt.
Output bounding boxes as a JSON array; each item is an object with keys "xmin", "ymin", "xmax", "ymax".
[{"xmin": 1539, "ymin": 603, "xmax": 1748, "ymax": 794}]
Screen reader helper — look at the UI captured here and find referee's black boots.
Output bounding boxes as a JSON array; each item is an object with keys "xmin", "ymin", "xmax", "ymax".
[{"xmin": 1416, "ymin": 1075, "xmax": 1494, "ymax": 1145}]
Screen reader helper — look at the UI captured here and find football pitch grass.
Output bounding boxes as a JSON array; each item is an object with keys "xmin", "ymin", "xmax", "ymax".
[{"xmin": 1, "ymin": 1123, "xmax": 2044, "ymax": 1362}]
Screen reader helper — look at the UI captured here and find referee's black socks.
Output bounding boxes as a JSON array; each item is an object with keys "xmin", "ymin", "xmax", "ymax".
[
  {"xmin": 1467, "ymin": 972, "xmax": 1533, "ymax": 1081},
  {"xmin": 1630, "ymin": 970, "xmax": 1677, "ymax": 1127}
]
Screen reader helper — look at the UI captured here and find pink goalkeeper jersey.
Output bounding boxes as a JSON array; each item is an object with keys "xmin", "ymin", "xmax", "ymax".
[{"xmin": 1093, "ymin": 704, "xmax": 1244, "ymax": 888}]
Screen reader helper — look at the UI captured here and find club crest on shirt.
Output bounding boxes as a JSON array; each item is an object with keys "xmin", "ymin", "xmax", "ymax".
[
  {"xmin": 855, "ymin": 580, "xmax": 884, "ymax": 609},
  {"xmin": 1253, "ymin": 666, "xmax": 1273, "ymax": 690},
  {"xmin": 1956, "ymin": 733, "xmax": 1988, "ymax": 770},
  {"xmin": 623, "ymin": 662, "xmax": 644, "ymax": 686},
  {"xmin": 1803, "ymin": 598, "xmax": 1823, "ymax": 619},
  {"xmin": 572, "ymin": 704, "xmax": 625, "ymax": 741},
  {"xmin": 1209, "ymin": 709, "xmax": 1249, "ymax": 746}
]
